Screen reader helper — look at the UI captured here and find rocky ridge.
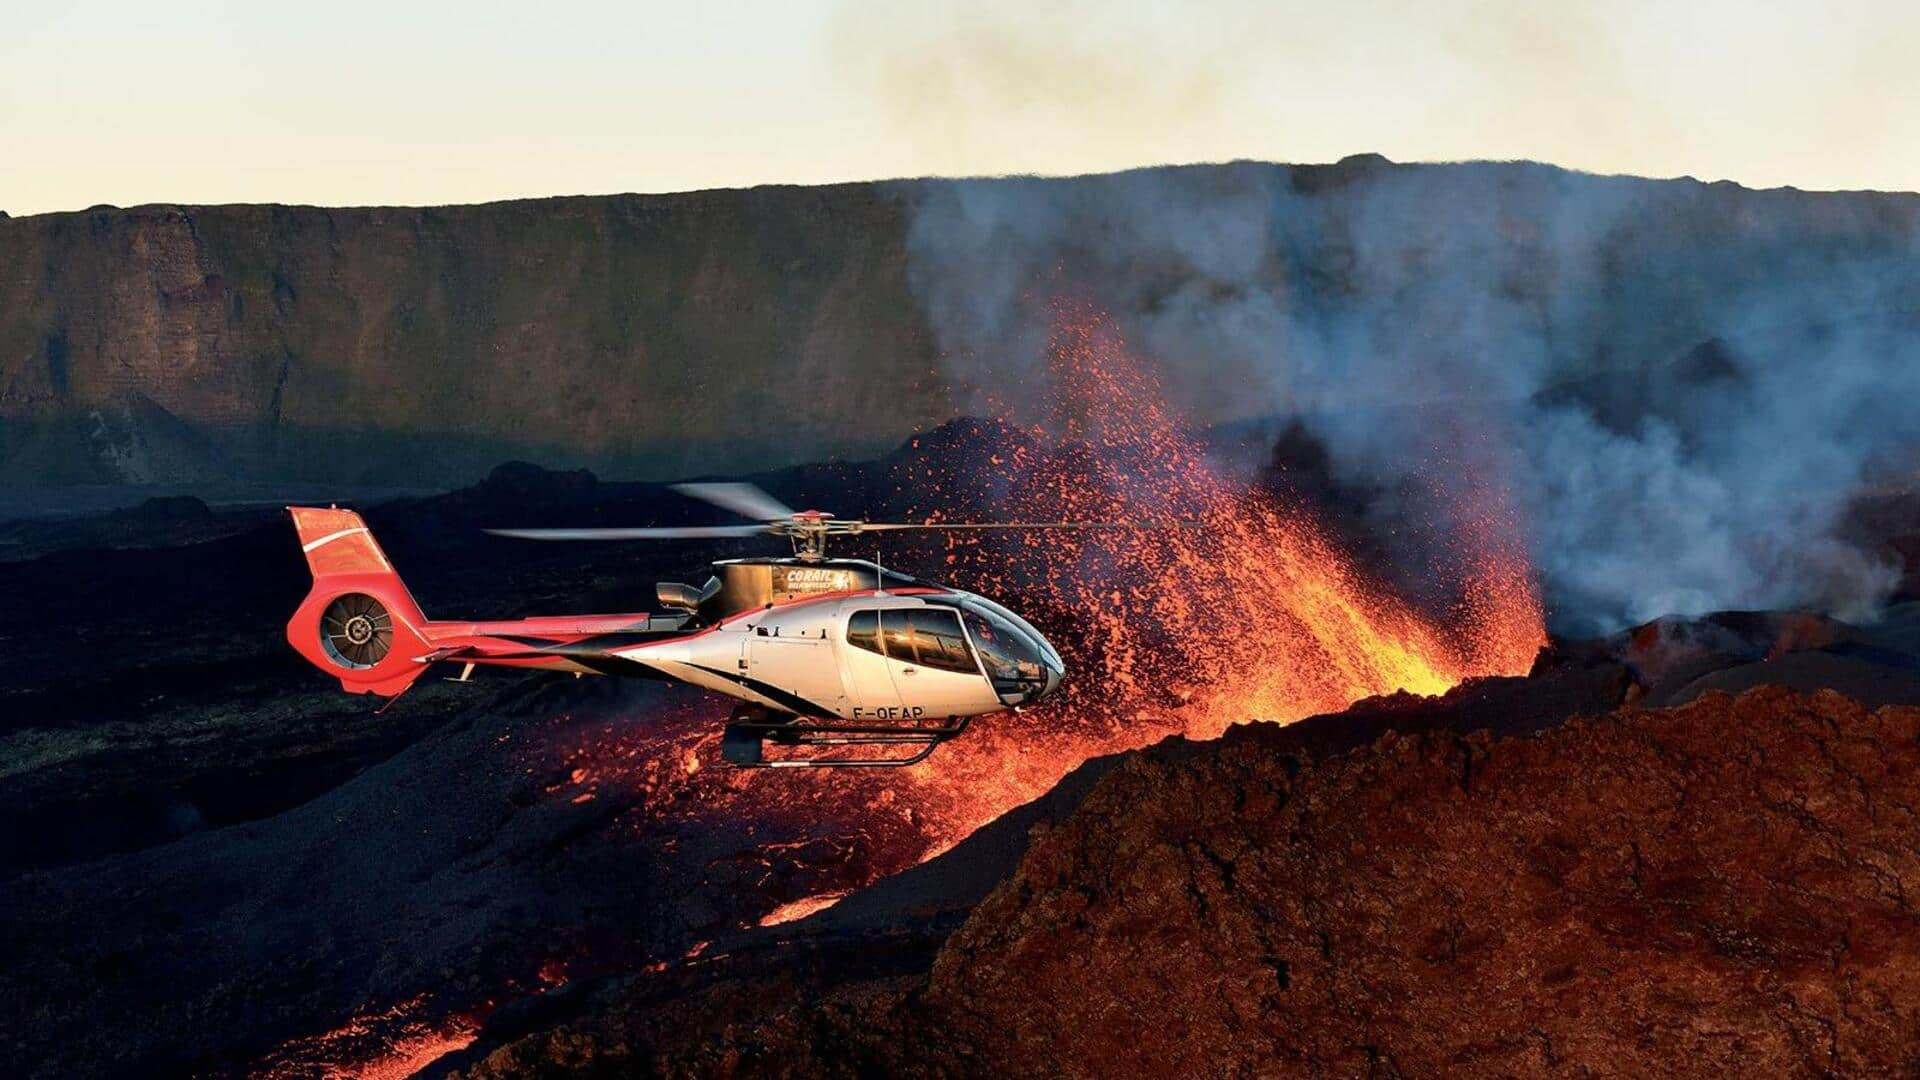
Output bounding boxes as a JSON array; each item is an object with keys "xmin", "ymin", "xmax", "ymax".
[{"xmin": 463, "ymin": 682, "xmax": 1920, "ymax": 1078}]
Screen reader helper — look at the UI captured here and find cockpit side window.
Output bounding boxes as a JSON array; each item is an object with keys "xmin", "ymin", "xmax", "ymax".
[
  {"xmin": 911, "ymin": 608, "xmax": 978, "ymax": 673},
  {"xmin": 876, "ymin": 608, "xmax": 978, "ymax": 674},
  {"xmin": 846, "ymin": 610, "xmax": 884, "ymax": 656},
  {"xmin": 963, "ymin": 595, "xmax": 1063, "ymax": 670}
]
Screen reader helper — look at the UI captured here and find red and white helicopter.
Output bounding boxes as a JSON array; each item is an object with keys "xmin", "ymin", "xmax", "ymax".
[{"xmin": 286, "ymin": 483, "xmax": 1099, "ymax": 768}]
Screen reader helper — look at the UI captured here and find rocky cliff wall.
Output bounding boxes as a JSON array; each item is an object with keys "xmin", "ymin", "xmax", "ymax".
[
  {"xmin": 0, "ymin": 185, "xmax": 946, "ymax": 484},
  {"xmin": 6, "ymin": 159, "xmax": 1920, "ymax": 505}
]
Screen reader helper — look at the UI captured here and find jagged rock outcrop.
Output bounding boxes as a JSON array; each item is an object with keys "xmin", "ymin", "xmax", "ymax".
[
  {"xmin": 464, "ymin": 686, "xmax": 1920, "ymax": 1078},
  {"xmin": 905, "ymin": 686, "xmax": 1920, "ymax": 1076}
]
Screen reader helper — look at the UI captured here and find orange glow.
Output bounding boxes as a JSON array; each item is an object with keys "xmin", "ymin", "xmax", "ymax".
[
  {"xmin": 882, "ymin": 301, "xmax": 1544, "ymax": 853},
  {"xmin": 255, "ymin": 305, "xmax": 1545, "ymax": 1074},
  {"xmin": 253, "ymin": 993, "xmax": 478, "ymax": 1080},
  {"xmin": 559, "ymin": 300, "xmax": 1542, "ymax": 870},
  {"xmin": 758, "ymin": 891, "xmax": 851, "ymax": 926}
]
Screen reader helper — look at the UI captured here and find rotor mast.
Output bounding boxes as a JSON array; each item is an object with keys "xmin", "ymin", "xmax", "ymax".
[
  {"xmin": 776, "ymin": 511, "xmax": 890, "ymax": 562},
  {"xmin": 778, "ymin": 511, "xmax": 837, "ymax": 562}
]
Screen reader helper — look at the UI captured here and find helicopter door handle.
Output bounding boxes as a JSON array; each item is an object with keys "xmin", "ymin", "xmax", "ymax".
[{"xmin": 900, "ymin": 667, "xmax": 917, "ymax": 676}]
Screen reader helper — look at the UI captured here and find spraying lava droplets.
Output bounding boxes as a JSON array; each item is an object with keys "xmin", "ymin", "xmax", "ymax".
[
  {"xmin": 886, "ymin": 301, "xmax": 1546, "ymax": 850},
  {"xmin": 548, "ymin": 300, "xmax": 1545, "ymax": 860}
]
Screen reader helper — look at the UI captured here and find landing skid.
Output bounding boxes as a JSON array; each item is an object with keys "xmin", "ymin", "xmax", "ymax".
[{"xmin": 721, "ymin": 708, "xmax": 971, "ymax": 769}]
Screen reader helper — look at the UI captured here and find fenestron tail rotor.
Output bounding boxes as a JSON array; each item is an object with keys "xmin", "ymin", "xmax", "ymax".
[
  {"xmin": 319, "ymin": 593, "xmax": 394, "ymax": 669},
  {"xmin": 486, "ymin": 482, "xmax": 1184, "ymax": 561}
]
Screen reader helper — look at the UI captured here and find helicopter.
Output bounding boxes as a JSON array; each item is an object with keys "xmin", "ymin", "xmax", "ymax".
[{"xmin": 285, "ymin": 483, "xmax": 1112, "ymax": 768}]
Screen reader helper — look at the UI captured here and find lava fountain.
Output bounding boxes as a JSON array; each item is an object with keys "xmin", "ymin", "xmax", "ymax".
[{"xmin": 887, "ymin": 302, "xmax": 1546, "ymax": 852}]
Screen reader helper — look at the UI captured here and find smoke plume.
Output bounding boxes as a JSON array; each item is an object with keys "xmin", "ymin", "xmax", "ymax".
[{"xmin": 900, "ymin": 159, "xmax": 1920, "ymax": 634}]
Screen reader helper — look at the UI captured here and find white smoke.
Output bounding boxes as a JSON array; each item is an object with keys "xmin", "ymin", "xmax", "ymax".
[{"xmin": 900, "ymin": 159, "xmax": 1920, "ymax": 634}]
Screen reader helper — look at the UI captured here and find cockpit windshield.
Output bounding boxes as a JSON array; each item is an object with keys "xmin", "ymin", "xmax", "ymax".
[
  {"xmin": 959, "ymin": 602, "xmax": 1052, "ymax": 700},
  {"xmin": 961, "ymin": 596, "xmax": 1062, "ymax": 668}
]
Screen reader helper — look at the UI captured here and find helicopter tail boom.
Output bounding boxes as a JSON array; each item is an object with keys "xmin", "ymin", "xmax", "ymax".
[{"xmin": 285, "ymin": 507, "xmax": 689, "ymax": 696}]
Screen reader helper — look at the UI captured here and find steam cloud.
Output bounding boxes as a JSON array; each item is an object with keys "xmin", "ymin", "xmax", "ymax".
[{"xmin": 900, "ymin": 160, "xmax": 1920, "ymax": 634}]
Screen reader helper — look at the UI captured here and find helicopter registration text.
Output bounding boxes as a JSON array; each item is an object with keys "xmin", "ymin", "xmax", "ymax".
[{"xmin": 852, "ymin": 705, "xmax": 927, "ymax": 721}]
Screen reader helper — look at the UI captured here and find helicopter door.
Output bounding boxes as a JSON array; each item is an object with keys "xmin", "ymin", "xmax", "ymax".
[
  {"xmin": 877, "ymin": 608, "xmax": 991, "ymax": 718},
  {"xmin": 841, "ymin": 609, "xmax": 904, "ymax": 720}
]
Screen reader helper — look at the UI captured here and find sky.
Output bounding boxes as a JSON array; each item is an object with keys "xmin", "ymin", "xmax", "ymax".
[{"xmin": 4, "ymin": 0, "xmax": 1918, "ymax": 216}]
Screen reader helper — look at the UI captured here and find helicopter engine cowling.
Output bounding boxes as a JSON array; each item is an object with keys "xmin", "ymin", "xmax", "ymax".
[{"xmin": 656, "ymin": 576, "xmax": 720, "ymax": 612}]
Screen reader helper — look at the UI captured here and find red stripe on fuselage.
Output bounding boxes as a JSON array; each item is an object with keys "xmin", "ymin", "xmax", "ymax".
[
  {"xmin": 421, "ymin": 612, "xmax": 656, "ymax": 642},
  {"xmin": 415, "ymin": 586, "xmax": 952, "ymax": 657}
]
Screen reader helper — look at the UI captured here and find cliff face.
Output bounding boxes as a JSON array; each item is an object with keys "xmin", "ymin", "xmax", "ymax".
[
  {"xmin": 7, "ymin": 160, "xmax": 1920, "ymax": 490},
  {"xmin": 0, "ymin": 187, "xmax": 947, "ymax": 484}
]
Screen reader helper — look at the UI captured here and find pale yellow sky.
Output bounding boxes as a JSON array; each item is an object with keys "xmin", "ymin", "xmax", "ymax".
[{"xmin": 4, "ymin": 0, "xmax": 1918, "ymax": 216}]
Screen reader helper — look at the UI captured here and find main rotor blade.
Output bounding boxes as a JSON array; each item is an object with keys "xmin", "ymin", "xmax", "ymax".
[
  {"xmin": 485, "ymin": 525, "xmax": 773, "ymax": 541},
  {"xmin": 855, "ymin": 521, "xmax": 1194, "ymax": 531},
  {"xmin": 669, "ymin": 482, "xmax": 797, "ymax": 523}
]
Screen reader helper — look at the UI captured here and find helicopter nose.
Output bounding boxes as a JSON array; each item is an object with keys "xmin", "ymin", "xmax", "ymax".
[{"xmin": 1039, "ymin": 653, "xmax": 1064, "ymax": 699}]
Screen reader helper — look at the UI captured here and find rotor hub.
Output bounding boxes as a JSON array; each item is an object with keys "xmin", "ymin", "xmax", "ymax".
[
  {"xmin": 771, "ymin": 515, "xmax": 855, "ymax": 561},
  {"xmin": 343, "ymin": 614, "xmax": 376, "ymax": 646}
]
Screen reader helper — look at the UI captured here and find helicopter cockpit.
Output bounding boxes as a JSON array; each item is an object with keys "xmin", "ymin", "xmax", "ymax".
[
  {"xmin": 944, "ymin": 595, "xmax": 1062, "ymax": 705},
  {"xmin": 842, "ymin": 593, "xmax": 1062, "ymax": 707}
]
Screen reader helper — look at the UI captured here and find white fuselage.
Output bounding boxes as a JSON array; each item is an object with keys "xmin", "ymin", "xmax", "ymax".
[{"xmin": 612, "ymin": 588, "xmax": 1061, "ymax": 721}]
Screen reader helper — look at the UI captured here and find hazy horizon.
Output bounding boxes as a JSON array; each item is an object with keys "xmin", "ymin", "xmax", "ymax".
[
  {"xmin": 6, "ymin": 0, "xmax": 1919, "ymax": 216},
  {"xmin": 7, "ymin": 151, "xmax": 1914, "ymax": 220}
]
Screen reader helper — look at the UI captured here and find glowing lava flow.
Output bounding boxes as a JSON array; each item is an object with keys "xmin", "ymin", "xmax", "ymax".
[
  {"xmin": 891, "ymin": 303, "xmax": 1547, "ymax": 854},
  {"xmin": 252, "ymin": 994, "xmax": 478, "ymax": 1080},
  {"xmin": 759, "ymin": 890, "xmax": 851, "ymax": 927}
]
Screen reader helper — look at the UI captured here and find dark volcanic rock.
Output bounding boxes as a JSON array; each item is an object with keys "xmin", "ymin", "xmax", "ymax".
[
  {"xmin": 1565, "ymin": 606, "xmax": 1920, "ymax": 708},
  {"xmin": 903, "ymin": 686, "xmax": 1920, "ymax": 1077},
  {"xmin": 480, "ymin": 461, "xmax": 598, "ymax": 505},
  {"xmin": 0, "ymin": 675, "xmax": 887, "ymax": 1078},
  {"xmin": 462, "ymin": 687, "xmax": 1920, "ymax": 1078},
  {"xmin": 114, "ymin": 493, "xmax": 214, "ymax": 525}
]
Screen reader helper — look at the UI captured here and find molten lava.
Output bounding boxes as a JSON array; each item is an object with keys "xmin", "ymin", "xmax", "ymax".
[
  {"xmin": 253, "ymin": 993, "xmax": 478, "ymax": 1080},
  {"xmin": 759, "ymin": 890, "xmax": 851, "ymax": 927},
  {"xmin": 574, "ymin": 302, "xmax": 1543, "ymax": 864},
  {"xmin": 890, "ymin": 304, "xmax": 1545, "ymax": 852}
]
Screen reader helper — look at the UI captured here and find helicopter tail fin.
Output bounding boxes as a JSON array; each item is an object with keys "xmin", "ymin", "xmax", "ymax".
[{"xmin": 285, "ymin": 507, "xmax": 434, "ymax": 697}]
